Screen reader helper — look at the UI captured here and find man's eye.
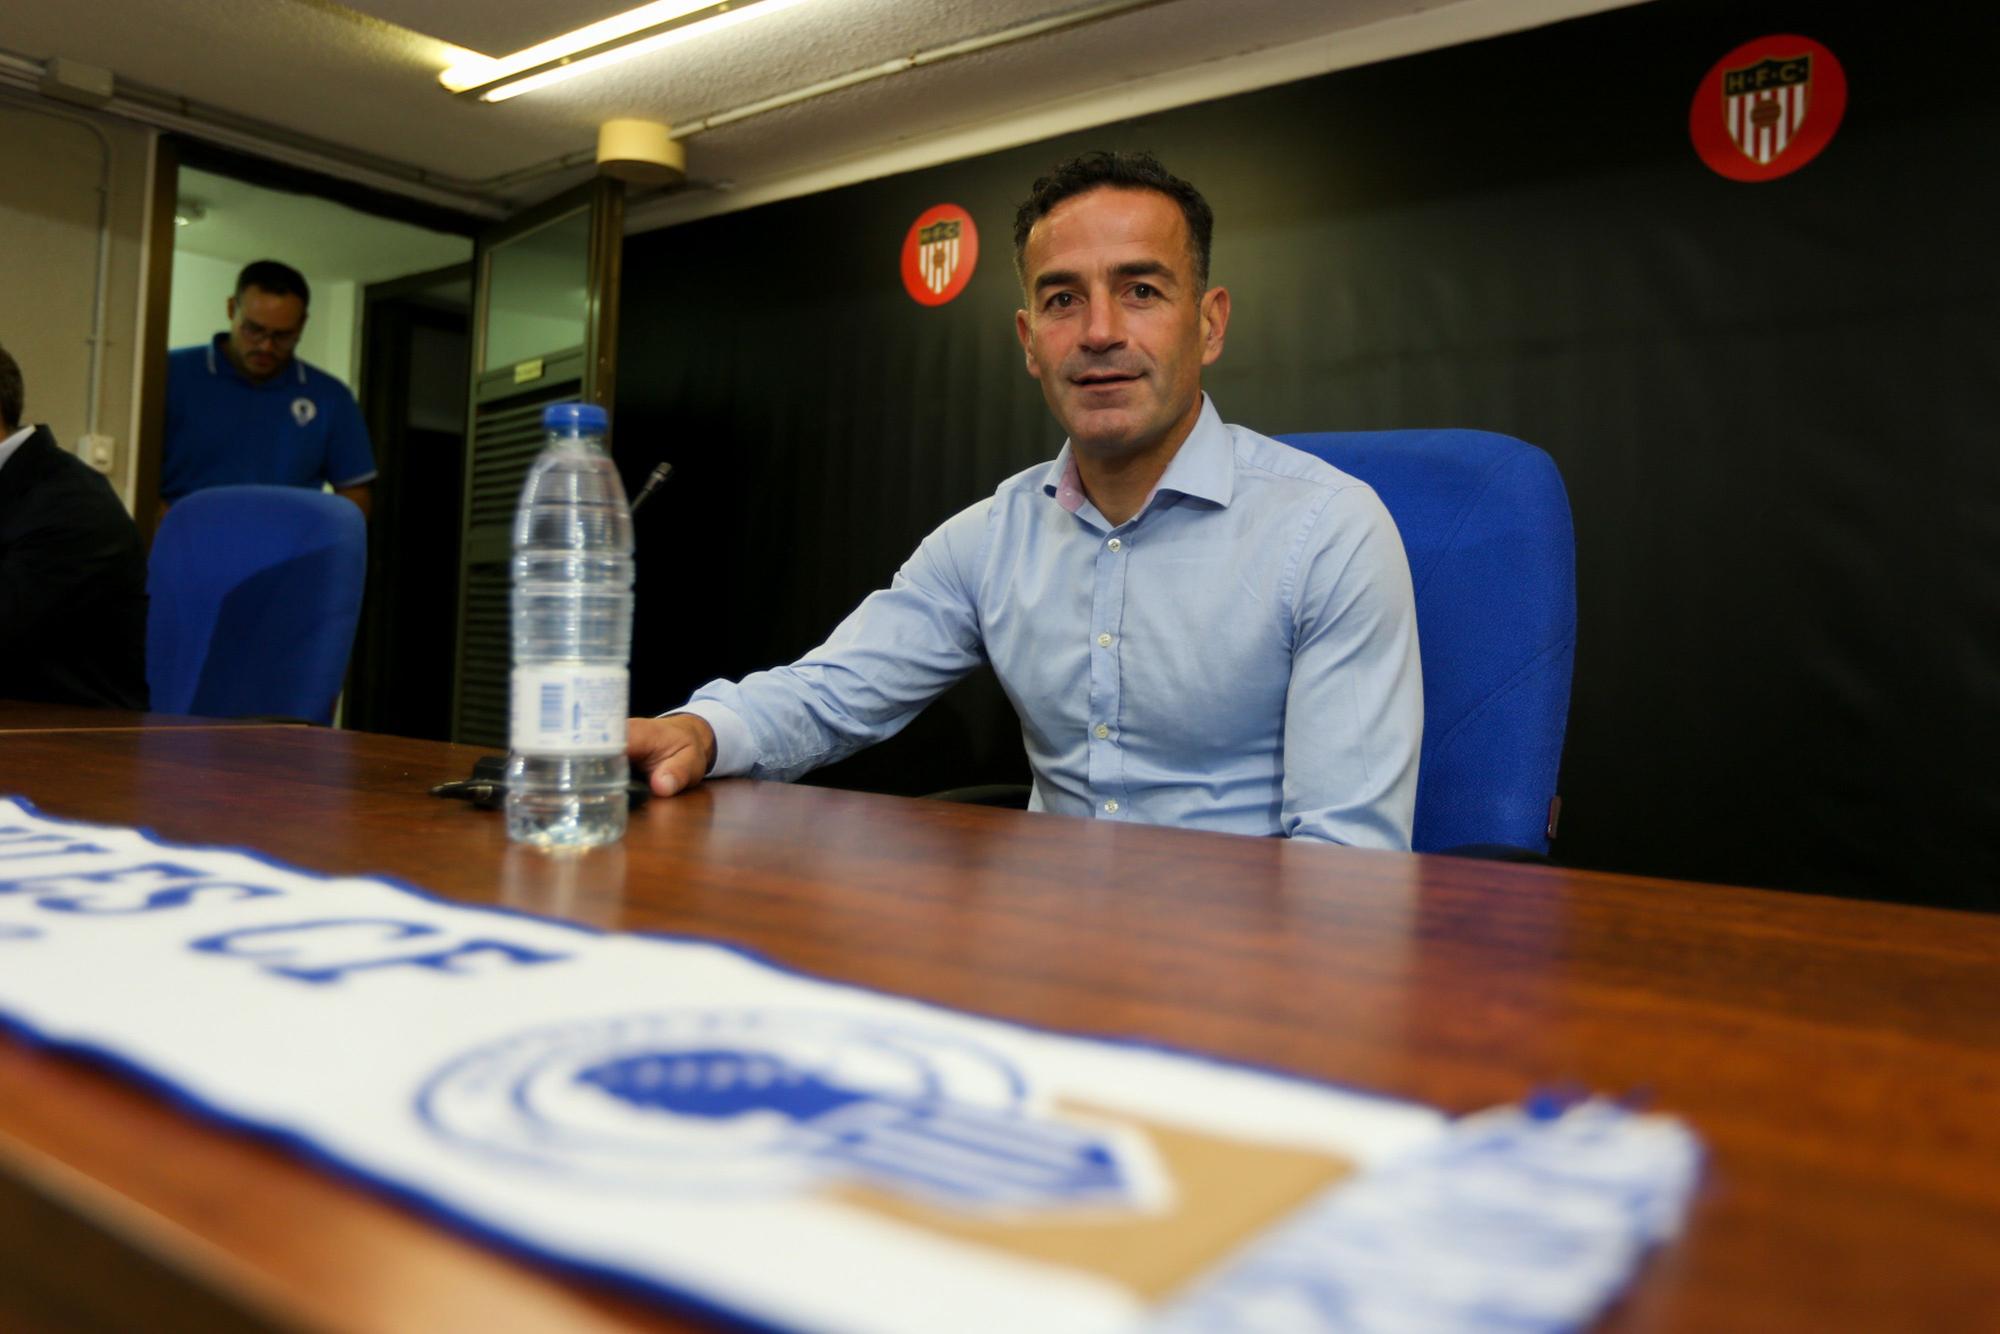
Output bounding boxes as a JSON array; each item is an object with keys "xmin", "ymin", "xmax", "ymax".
[
  {"xmin": 1130, "ymin": 284, "xmax": 1157, "ymax": 300},
  {"xmin": 1046, "ymin": 292, "xmax": 1077, "ymax": 309}
]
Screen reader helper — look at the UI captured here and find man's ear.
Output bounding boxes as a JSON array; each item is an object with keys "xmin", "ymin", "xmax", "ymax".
[
  {"xmin": 1197, "ymin": 286, "xmax": 1231, "ymax": 367},
  {"xmin": 1015, "ymin": 308, "xmax": 1042, "ymax": 380},
  {"xmin": 226, "ymin": 295, "xmax": 239, "ymax": 322}
]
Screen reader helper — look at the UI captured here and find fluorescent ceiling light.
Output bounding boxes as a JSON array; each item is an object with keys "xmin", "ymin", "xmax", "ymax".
[{"xmin": 440, "ymin": 0, "xmax": 807, "ymax": 103}]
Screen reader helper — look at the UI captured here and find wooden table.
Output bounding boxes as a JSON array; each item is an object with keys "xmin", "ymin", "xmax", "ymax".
[
  {"xmin": 0, "ymin": 700, "xmax": 307, "ymax": 734},
  {"xmin": 0, "ymin": 720, "xmax": 1995, "ymax": 1332}
]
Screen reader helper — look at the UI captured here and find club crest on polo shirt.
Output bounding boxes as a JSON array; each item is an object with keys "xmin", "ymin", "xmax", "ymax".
[
  {"xmin": 417, "ymin": 1010, "xmax": 1170, "ymax": 1213},
  {"xmin": 291, "ymin": 396, "xmax": 317, "ymax": 427}
]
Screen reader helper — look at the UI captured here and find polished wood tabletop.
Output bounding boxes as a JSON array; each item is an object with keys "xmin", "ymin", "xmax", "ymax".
[
  {"xmin": 0, "ymin": 699, "xmax": 307, "ymax": 734},
  {"xmin": 0, "ymin": 717, "xmax": 1995, "ymax": 1333}
]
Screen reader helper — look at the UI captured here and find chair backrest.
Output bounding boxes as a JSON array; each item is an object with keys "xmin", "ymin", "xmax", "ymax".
[
  {"xmin": 1277, "ymin": 430, "xmax": 1576, "ymax": 853},
  {"xmin": 147, "ymin": 485, "xmax": 367, "ymax": 725}
]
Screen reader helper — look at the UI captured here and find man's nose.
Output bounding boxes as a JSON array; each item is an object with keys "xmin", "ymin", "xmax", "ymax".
[{"xmin": 1080, "ymin": 293, "xmax": 1124, "ymax": 350}]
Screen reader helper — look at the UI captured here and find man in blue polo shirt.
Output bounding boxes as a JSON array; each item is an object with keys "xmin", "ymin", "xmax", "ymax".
[{"xmin": 162, "ymin": 260, "xmax": 375, "ymax": 520}]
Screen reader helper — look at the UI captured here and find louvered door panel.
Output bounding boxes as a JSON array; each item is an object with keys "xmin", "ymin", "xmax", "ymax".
[
  {"xmin": 450, "ymin": 178, "xmax": 622, "ymax": 750},
  {"xmin": 450, "ymin": 362, "xmax": 584, "ymax": 747},
  {"xmin": 453, "ymin": 561, "xmax": 513, "ymax": 746}
]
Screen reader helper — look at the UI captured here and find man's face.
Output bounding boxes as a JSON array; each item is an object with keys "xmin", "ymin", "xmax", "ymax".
[
  {"xmin": 226, "ymin": 286, "xmax": 307, "ymax": 382},
  {"xmin": 1015, "ymin": 186, "xmax": 1228, "ymax": 461}
]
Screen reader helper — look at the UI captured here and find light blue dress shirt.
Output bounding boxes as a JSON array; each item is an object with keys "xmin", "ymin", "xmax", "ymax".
[{"xmin": 680, "ymin": 396, "xmax": 1422, "ymax": 849}]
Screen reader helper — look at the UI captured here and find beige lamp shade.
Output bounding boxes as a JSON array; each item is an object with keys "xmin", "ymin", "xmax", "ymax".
[{"xmin": 596, "ymin": 119, "xmax": 687, "ymax": 186}]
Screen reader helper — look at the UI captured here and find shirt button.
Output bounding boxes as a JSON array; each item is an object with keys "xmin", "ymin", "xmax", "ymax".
[
  {"xmin": 1096, "ymin": 632, "xmax": 1112, "ymax": 648},
  {"xmin": 1106, "ymin": 538, "xmax": 1122, "ymax": 552},
  {"xmin": 1094, "ymin": 723, "xmax": 1110, "ymax": 739},
  {"xmin": 1103, "ymin": 799, "xmax": 1120, "ymax": 813}
]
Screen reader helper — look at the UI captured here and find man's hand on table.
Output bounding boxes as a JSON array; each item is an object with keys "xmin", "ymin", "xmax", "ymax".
[{"xmin": 628, "ymin": 714, "xmax": 717, "ymax": 798}]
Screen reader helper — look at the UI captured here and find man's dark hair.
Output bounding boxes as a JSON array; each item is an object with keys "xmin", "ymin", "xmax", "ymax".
[
  {"xmin": 1013, "ymin": 150, "xmax": 1215, "ymax": 292},
  {"xmin": 235, "ymin": 259, "xmax": 311, "ymax": 308},
  {"xmin": 0, "ymin": 344, "xmax": 23, "ymax": 432}
]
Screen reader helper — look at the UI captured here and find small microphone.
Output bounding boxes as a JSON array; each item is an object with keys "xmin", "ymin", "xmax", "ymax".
[{"xmin": 630, "ymin": 462, "xmax": 674, "ymax": 515}]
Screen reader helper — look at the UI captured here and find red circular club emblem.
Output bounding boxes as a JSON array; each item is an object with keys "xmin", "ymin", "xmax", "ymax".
[
  {"xmin": 900, "ymin": 204, "xmax": 979, "ymax": 306},
  {"xmin": 1690, "ymin": 35, "xmax": 1847, "ymax": 182}
]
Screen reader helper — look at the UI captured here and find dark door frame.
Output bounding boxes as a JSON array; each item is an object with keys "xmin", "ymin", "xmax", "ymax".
[{"xmin": 344, "ymin": 261, "xmax": 474, "ymax": 738}]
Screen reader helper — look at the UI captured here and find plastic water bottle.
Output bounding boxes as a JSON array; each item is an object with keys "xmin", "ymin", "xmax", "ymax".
[{"xmin": 506, "ymin": 402, "xmax": 633, "ymax": 849}]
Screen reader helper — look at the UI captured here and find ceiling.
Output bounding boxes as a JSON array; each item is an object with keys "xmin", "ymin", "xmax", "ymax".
[
  {"xmin": 4, "ymin": 0, "xmax": 1651, "ymax": 229},
  {"xmin": 176, "ymin": 168, "xmax": 472, "ymax": 284}
]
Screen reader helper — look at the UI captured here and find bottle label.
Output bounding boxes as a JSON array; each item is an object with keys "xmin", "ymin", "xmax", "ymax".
[{"xmin": 510, "ymin": 664, "xmax": 628, "ymax": 757}]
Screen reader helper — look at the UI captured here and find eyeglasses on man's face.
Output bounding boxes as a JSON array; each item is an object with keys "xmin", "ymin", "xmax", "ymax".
[{"xmin": 235, "ymin": 317, "xmax": 303, "ymax": 349}]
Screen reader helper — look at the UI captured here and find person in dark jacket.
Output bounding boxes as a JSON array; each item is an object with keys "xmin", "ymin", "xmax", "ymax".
[{"xmin": 0, "ymin": 343, "xmax": 150, "ymax": 709}]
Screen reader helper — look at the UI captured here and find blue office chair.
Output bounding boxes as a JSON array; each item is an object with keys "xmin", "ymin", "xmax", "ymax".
[
  {"xmin": 1277, "ymin": 429, "xmax": 1576, "ymax": 856},
  {"xmin": 146, "ymin": 485, "xmax": 367, "ymax": 725}
]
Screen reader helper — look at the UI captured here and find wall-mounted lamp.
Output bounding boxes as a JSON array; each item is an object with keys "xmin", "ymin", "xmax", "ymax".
[
  {"xmin": 175, "ymin": 202, "xmax": 207, "ymax": 228},
  {"xmin": 597, "ymin": 120, "xmax": 687, "ymax": 187},
  {"xmin": 439, "ymin": 0, "xmax": 809, "ymax": 103}
]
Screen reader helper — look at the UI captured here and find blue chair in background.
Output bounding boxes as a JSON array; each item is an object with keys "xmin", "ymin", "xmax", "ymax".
[
  {"xmin": 147, "ymin": 485, "xmax": 367, "ymax": 725},
  {"xmin": 1277, "ymin": 429, "xmax": 1576, "ymax": 856}
]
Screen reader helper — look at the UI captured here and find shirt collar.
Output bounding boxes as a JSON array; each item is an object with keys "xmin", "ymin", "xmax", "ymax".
[
  {"xmin": 1044, "ymin": 446, "xmax": 1088, "ymax": 513},
  {"xmin": 1041, "ymin": 394, "xmax": 1236, "ymax": 516},
  {"xmin": 209, "ymin": 333, "xmax": 307, "ymax": 387},
  {"xmin": 0, "ymin": 424, "xmax": 34, "ymax": 475}
]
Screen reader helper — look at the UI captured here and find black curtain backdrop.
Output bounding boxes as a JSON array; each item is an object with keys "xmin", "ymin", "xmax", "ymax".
[{"xmin": 615, "ymin": 0, "xmax": 2000, "ymax": 910}]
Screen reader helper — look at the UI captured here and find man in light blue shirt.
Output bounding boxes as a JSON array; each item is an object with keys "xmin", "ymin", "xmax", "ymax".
[{"xmin": 629, "ymin": 151, "xmax": 1421, "ymax": 848}]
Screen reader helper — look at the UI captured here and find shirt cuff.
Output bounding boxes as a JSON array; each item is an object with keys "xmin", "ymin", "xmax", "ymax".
[{"xmin": 665, "ymin": 701, "xmax": 755, "ymax": 778}]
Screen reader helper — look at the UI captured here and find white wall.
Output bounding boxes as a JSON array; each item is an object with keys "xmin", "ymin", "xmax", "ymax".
[
  {"xmin": 166, "ymin": 249, "xmax": 236, "ymax": 353},
  {"xmin": 302, "ymin": 279, "xmax": 357, "ymax": 389},
  {"xmin": 0, "ymin": 97, "xmax": 152, "ymax": 507}
]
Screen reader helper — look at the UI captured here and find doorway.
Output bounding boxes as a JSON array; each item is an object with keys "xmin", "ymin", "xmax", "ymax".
[
  {"xmin": 165, "ymin": 161, "xmax": 477, "ymax": 738},
  {"xmin": 167, "ymin": 167, "xmax": 472, "ymax": 409},
  {"xmin": 345, "ymin": 266, "xmax": 472, "ymax": 739}
]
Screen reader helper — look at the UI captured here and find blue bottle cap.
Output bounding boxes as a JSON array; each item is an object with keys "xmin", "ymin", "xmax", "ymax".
[{"xmin": 544, "ymin": 401, "xmax": 609, "ymax": 433}]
